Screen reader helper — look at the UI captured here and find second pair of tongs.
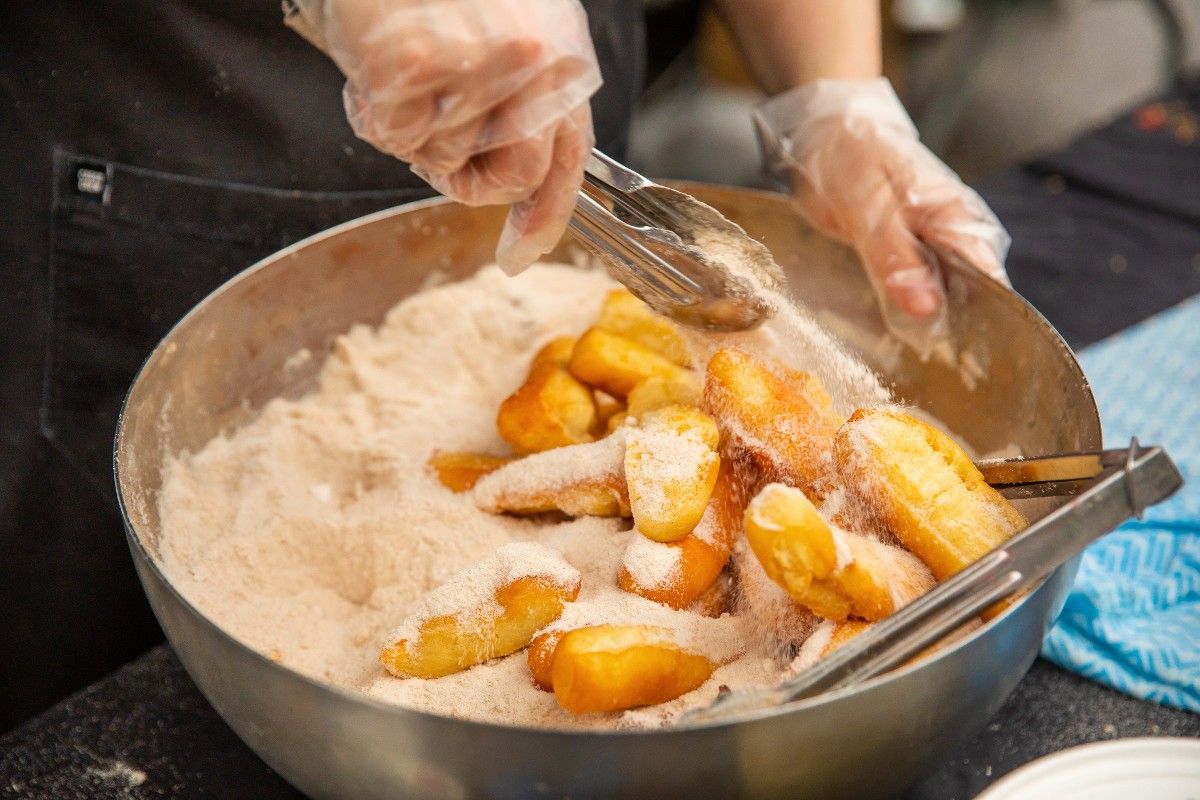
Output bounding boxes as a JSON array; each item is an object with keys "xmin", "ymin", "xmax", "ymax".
[
  {"xmin": 976, "ymin": 447, "xmax": 1159, "ymax": 498},
  {"xmin": 569, "ymin": 150, "xmax": 785, "ymax": 332},
  {"xmin": 682, "ymin": 440, "xmax": 1183, "ymax": 726}
]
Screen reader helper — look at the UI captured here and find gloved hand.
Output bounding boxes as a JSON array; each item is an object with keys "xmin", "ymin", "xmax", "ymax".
[
  {"xmin": 285, "ymin": 0, "xmax": 601, "ymax": 273},
  {"xmin": 753, "ymin": 78, "xmax": 1010, "ymax": 353}
]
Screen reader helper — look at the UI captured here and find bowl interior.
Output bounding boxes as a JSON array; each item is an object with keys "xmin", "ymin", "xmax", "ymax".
[{"xmin": 113, "ymin": 186, "xmax": 1101, "ymax": 799}]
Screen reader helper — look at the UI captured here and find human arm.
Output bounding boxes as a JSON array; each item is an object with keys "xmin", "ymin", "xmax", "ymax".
[
  {"xmin": 713, "ymin": 0, "xmax": 1009, "ymax": 351},
  {"xmin": 284, "ymin": 0, "xmax": 601, "ymax": 273},
  {"xmin": 712, "ymin": 0, "xmax": 882, "ymax": 91}
]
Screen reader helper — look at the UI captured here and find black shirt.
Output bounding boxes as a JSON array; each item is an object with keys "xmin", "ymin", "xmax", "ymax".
[{"xmin": 0, "ymin": 0, "xmax": 644, "ymax": 731}]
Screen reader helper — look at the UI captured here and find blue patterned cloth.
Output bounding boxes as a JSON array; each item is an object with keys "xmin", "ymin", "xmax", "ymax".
[{"xmin": 1041, "ymin": 294, "xmax": 1200, "ymax": 712}]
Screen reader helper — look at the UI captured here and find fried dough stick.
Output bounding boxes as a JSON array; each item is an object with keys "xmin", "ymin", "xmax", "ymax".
[
  {"xmin": 833, "ymin": 408, "xmax": 1026, "ymax": 581},
  {"xmin": 427, "ymin": 451, "xmax": 513, "ymax": 492},
  {"xmin": 380, "ymin": 543, "xmax": 581, "ymax": 679},
  {"xmin": 569, "ymin": 328, "xmax": 692, "ymax": 399},
  {"xmin": 473, "ymin": 433, "xmax": 630, "ymax": 517},
  {"xmin": 550, "ymin": 624, "xmax": 715, "ymax": 713},
  {"xmin": 594, "ymin": 289, "xmax": 691, "ymax": 367},
  {"xmin": 624, "ymin": 405, "xmax": 721, "ymax": 542},
  {"xmin": 745, "ymin": 483, "xmax": 934, "ymax": 621},
  {"xmin": 497, "ymin": 336, "xmax": 598, "ymax": 454},
  {"xmin": 618, "ymin": 463, "xmax": 741, "ymax": 610},
  {"xmin": 703, "ymin": 348, "xmax": 843, "ymax": 498}
]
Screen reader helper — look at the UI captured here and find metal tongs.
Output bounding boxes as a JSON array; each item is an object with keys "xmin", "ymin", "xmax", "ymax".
[
  {"xmin": 976, "ymin": 448, "xmax": 1165, "ymax": 499},
  {"xmin": 682, "ymin": 440, "xmax": 1183, "ymax": 726},
  {"xmin": 570, "ymin": 150, "xmax": 785, "ymax": 332}
]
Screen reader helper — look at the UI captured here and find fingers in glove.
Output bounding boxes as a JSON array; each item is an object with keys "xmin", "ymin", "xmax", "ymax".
[
  {"xmin": 313, "ymin": 0, "xmax": 600, "ymax": 170},
  {"xmin": 479, "ymin": 52, "xmax": 594, "ymax": 150},
  {"xmin": 417, "ymin": 57, "xmax": 589, "ymax": 205},
  {"xmin": 496, "ymin": 104, "xmax": 593, "ymax": 275},
  {"xmin": 344, "ymin": 82, "xmax": 436, "ymax": 158},
  {"xmin": 409, "ymin": 113, "xmax": 494, "ymax": 175},
  {"xmin": 910, "ymin": 196, "xmax": 1011, "ymax": 287},
  {"xmin": 407, "ymin": 40, "xmax": 577, "ymax": 175},
  {"xmin": 858, "ymin": 208, "xmax": 947, "ymax": 320},
  {"xmin": 423, "ymin": 127, "xmax": 557, "ymax": 206},
  {"xmin": 353, "ymin": 29, "xmax": 543, "ymax": 157}
]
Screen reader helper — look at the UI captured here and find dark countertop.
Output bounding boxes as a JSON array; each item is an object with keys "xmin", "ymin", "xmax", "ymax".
[
  {"xmin": 1, "ymin": 647, "xmax": 1197, "ymax": 799},
  {"xmin": 3, "ymin": 72, "xmax": 1199, "ymax": 800}
]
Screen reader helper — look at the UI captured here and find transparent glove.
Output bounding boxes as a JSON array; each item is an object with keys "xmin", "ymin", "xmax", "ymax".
[
  {"xmin": 285, "ymin": 0, "xmax": 601, "ymax": 273},
  {"xmin": 753, "ymin": 78, "xmax": 1010, "ymax": 354}
]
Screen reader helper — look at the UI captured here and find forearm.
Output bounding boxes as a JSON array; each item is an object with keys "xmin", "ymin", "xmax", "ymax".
[{"xmin": 711, "ymin": 0, "xmax": 881, "ymax": 94}]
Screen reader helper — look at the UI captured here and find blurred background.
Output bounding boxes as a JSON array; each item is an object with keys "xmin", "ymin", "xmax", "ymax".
[{"xmin": 632, "ymin": 0, "xmax": 1200, "ymax": 185}]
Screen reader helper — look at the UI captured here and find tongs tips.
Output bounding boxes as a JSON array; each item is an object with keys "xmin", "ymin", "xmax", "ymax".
[
  {"xmin": 570, "ymin": 151, "xmax": 785, "ymax": 332},
  {"xmin": 681, "ymin": 441, "xmax": 1183, "ymax": 726}
]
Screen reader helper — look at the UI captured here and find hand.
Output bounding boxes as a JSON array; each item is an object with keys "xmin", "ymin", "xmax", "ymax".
[
  {"xmin": 286, "ymin": 0, "xmax": 601, "ymax": 273},
  {"xmin": 754, "ymin": 78, "xmax": 1010, "ymax": 350}
]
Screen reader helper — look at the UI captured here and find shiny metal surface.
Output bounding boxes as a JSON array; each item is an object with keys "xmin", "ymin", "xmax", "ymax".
[
  {"xmin": 977, "ymin": 447, "xmax": 1149, "ymax": 485},
  {"xmin": 979, "ymin": 452, "xmax": 1107, "ymax": 485},
  {"xmin": 115, "ymin": 185, "xmax": 1102, "ymax": 800},
  {"xmin": 980, "ymin": 447, "xmax": 1140, "ymax": 499}
]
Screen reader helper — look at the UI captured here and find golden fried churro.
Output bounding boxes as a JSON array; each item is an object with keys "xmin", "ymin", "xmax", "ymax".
[
  {"xmin": 744, "ymin": 483, "xmax": 935, "ymax": 621},
  {"xmin": 596, "ymin": 289, "xmax": 691, "ymax": 367},
  {"xmin": 427, "ymin": 452, "xmax": 513, "ymax": 492},
  {"xmin": 473, "ymin": 434, "xmax": 630, "ymax": 518},
  {"xmin": 836, "ymin": 532, "xmax": 936, "ymax": 619},
  {"xmin": 529, "ymin": 336, "xmax": 578, "ymax": 372},
  {"xmin": 527, "ymin": 629, "xmax": 562, "ymax": 692},
  {"xmin": 624, "ymin": 406, "xmax": 721, "ymax": 542},
  {"xmin": 618, "ymin": 464, "xmax": 739, "ymax": 609},
  {"xmin": 702, "ymin": 348, "xmax": 842, "ymax": 497},
  {"xmin": 551, "ymin": 624, "xmax": 715, "ymax": 714},
  {"xmin": 592, "ymin": 390, "xmax": 626, "ymax": 434},
  {"xmin": 833, "ymin": 408, "xmax": 1026, "ymax": 581},
  {"xmin": 380, "ymin": 543, "xmax": 581, "ymax": 679},
  {"xmin": 606, "ymin": 411, "xmax": 629, "ymax": 433},
  {"xmin": 626, "ymin": 372, "xmax": 702, "ymax": 418},
  {"xmin": 568, "ymin": 327, "xmax": 692, "ymax": 398},
  {"xmin": 498, "ymin": 337, "xmax": 597, "ymax": 455},
  {"xmin": 743, "ymin": 482, "xmax": 838, "ymax": 595},
  {"xmin": 687, "ymin": 571, "xmax": 732, "ymax": 618}
]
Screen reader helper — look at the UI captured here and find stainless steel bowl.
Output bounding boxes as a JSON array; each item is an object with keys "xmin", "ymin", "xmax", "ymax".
[{"xmin": 115, "ymin": 185, "xmax": 1100, "ymax": 800}]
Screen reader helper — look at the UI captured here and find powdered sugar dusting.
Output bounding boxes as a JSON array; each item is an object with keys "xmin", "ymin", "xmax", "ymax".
[
  {"xmin": 691, "ymin": 499, "xmax": 722, "ymax": 546},
  {"xmin": 620, "ymin": 530, "xmax": 682, "ymax": 590},
  {"xmin": 154, "ymin": 261, "xmax": 900, "ymax": 730},
  {"xmin": 625, "ymin": 425, "xmax": 716, "ymax": 521},
  {"xmin": 677, "ymin": 227, "xmax": 890, "ymax": 417},
  {"xmin": 731, "ymin": 543, "xmax": 820, "ymax": 656},
  {"xmin": 756, "ymin": 291, "xmax": 891, "ymax": 414},
  {"xmin": 473, "ymin": 431, "xmax": 627, "ymax": 512},
  {"xmin": 384, "ymin": 542, "xmax": 579, "ymax": 645},
  {"xmin": 539, "ymin": 521, "xmax": 750, "ymax": 667},
  {"xmin": 790, "ymin": 620, "xmax": 836, "ymax": 673},
  {"xmin": 829, "ymin": 524, "xmax": 854, "ymax": 571},
  {"xmin": 820, "ymin": 486, "xmax": 848, "ymax": 521}
]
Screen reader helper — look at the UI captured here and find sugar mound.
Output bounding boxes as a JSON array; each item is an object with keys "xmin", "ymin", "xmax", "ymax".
[{"xmin": 156, "ymin": 263, "xmax": 889, "ymax": 728}]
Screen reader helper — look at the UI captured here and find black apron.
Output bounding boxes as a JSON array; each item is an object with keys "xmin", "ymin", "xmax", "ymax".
[{"xmin": 0, "ymin": 1, "xmax": 644, "ymax": 732}]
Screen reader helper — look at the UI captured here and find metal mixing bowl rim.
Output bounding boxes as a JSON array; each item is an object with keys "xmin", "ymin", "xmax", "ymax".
[{"xmin": 113, "ymin": 189, "xmax": 1098, "ymax": 737}]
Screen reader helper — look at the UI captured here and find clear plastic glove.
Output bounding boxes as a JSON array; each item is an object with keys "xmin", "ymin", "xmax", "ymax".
[
  {"xmin": 285, "ymin": 0, "xmax": 601, "ymax": 273},
  {"xmin": 753, "ymin": 78, "xmax": 1010, "ymax": 353}
]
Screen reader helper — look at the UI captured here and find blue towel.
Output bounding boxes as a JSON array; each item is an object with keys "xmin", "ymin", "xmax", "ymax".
[{"xmin": 1041, "ymin": 294, "xmax": 1200, "ymax": 712}]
